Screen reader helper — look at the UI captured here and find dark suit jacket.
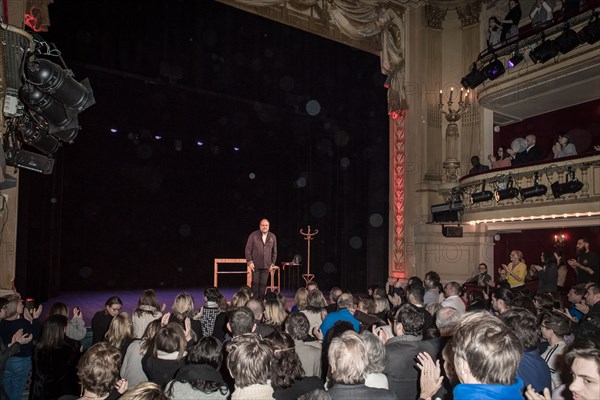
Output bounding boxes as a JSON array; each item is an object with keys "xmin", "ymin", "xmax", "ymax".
[
  {"xmin": 512, "ymin": 144, "xmax": 543, "ymax": 165},
  {"xmin": 245, "ymin": 230, "xmax": 277, "ymax": 270},
  {"xmin": 384, "ymin": 336, "xmax": 435, "ymax": 400},
  {"xmin": 327, "ymin": 383, "xmax": 396, "ymax": 400}
]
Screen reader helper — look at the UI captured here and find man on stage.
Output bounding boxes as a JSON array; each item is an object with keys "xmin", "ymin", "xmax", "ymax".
[{"xmin": 245, "ymin": 218, "xmax": 277, "ymax": 299}]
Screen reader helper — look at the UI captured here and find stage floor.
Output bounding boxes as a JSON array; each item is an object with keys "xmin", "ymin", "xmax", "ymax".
[{"xmin": 39, "ymin": 287, "xmax": 297, "ymax": 327}]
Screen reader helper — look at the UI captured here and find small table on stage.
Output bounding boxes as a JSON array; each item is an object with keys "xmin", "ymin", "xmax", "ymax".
[
  {"xmin": 281, "ymin": 262, "xmax": 301, "ymax": 291},
  {"xmin": 214, "ymin": 258, "xmax": 251, "ymax": 287}
]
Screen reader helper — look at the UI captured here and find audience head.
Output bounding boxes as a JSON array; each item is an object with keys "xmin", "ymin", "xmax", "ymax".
[
  {"xmin": 267, "ymin": 330, "xmax": 304, "ymax": 389},
  {"xmin": 77, "ymin": 342, "xmax": 122, "ymax": 397},
  {"xmin": 119, "ymin": 382, "xmax": 168, "ymax": 400},
  {"xmin": 48, "ymin": 302, "xmax": 69, "ymax": 318},
  {"xmin": 329, "ymin": 287, "xmax": 342, "ymax": 304},
  {"xmin": 525, "ymin": 134, "xmax": 536, "ymax": 146},
  {"xmin": 393, "ymin": 303, "xmax": 424, "ymax": 337},
  {"xmin": 286, "ymin": 312, "xmax": 311, "ymax": 341},
  {"xmin": 203, "ymin": 287, "xmax": 221, "ymax": 303},
  {"xmin": 37, "ymin": 314, "xmax": 68, "ymax": 351},
  {"xmin": 298, "ymin": 389, "xmax": 332, "ymax": 400},
  {"xmin": 444, "ymin": 281, "xmax": 461, "ymax": 297},
  {"xmin": 406, "ymin": 283, "xmax": 425, "ymax": 305},
  {"xmin": 360, "ymin": 331, "xmax": 386, "ymax": 374},
  {"xmin": 228, "ymin": 306, "xmax": 255, "ymax": 336},
  {"xmin": 540, "ymin": 310, "xmax": 572, "ymax": 341},
  {"xmin": 306, "ymin": 281, "xmax": 319, "ymax": 293},
  {"xmin": 585, "ymin": 284, "xmax": 600, "ymax": 307},
  {"xmin": 565, "ymin": 339, "xmax": 600, "ymax": 400},
  {"xmin": 407, "ymin": 276, "xmax": 424, "ymax": 287},
  {"xmin": 2, "ymin": 295, "xmax": 23, "ymax": 319},
  {"xmin": 171, "ymin": 292, "xmax": 195, "ymax": 317},
  {"xmin": 153, "ymin": 323, "xmax": 187, "ymax": 361},
  {"xmin": 435, "ymin": 306, "xmax": 461, "ymax": 337},
  {"xmin": 452, "ymin": 312, "xmax": 523, "ymax": 385},
  {"xmin": 245, "ymin": 298, "xmax": 264, "ymax": 320},
  {"xmin": 424, "ymin": 271, "xmax": 441, "ymax": 288},
  {"xmin": 306, "ymin": 289, "xmax": 326, "ymax": 311},
  {"xmin": 328, "ymin": 330, "xmax": 367, "ymax": 384},
  {"xmin": 374, "ymin": 297, "xmax": 390, "ymax": 315},
  {"xmin": 511, "ymin": 294, "xmax": 538, "ymax": 316},
  {"xmin": 106, "ymin": 312, "xmax": 133, "ymax": 348},
  {"xmin": 137, "ymin": 289, "xmax": 160, "ymax": 310},
  {"xmin": 568, "ymin": 284, "xmax": 586, "ymax": 303},
  {"xmin": 227, "ymin": 334, "xmax": 273, "ymax": 388},
  {"xmin": 139, "ymin": 319, "xmax": 162, "ymax": 355},
  {"xmin": 373, "ymin": 287, "xmax": 387, "ymax": 299},
  {"xmin": 357, "ymin": 297, "xmax": 375, "ymax": 314},
  {"xmin": 471, "ymin": 155, "xmax": 482, "ymax": 167},
  {"xmin": 336, "ymin": 293, "xmax": 355, "ymax": 310},
  {"xmin": 0, "ymin": 297, "xmax": 8, "ymax": 319},
  {"xmin": 238, "ymin": 285, "xmax": 253, "ymax": 299},
  {"xmin": 104, "ymin": 296, "xmax": 123, "ymax": 317},
  {"xmin": 533, "ymin": 292, "xmax": 554, "ymax": 313},
  {"xmin": 264, "ymin": 300, "xmax": 286, "ymax": 328},
  {"xmin": 425, "ymin": 302, "xmax": 443, "ymax": 319},
  {"xmin": 501, "ymin": 307, "xmax": 540, "ymax": 350},
  {"xmin": 478, "ymin": 263, "xmax": 488, "ymax": 273},
  {"xmin": 188, "ymin": 336, "xmax": 223, "ymax": 368},
  {"xmin": 491, "ymin": 287, "xmax": 514, "ymax": 314},
  {"xmin": 294, "ymin": 287, "xmax": 309, "ymax": 311},
  {"xmin": 231, "ymin": 291, "xmax": 251, "ymax": 308}
]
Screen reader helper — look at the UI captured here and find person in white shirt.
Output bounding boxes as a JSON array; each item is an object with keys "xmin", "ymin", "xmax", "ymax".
[{"xmin": 441, "ymin": 282, "xmax": 466, "ymax": 315}]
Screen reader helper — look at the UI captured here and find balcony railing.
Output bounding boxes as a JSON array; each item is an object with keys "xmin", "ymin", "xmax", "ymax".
[{"xmin": 457, "ymin": 153, "xmax": 600, "ymax": 222}]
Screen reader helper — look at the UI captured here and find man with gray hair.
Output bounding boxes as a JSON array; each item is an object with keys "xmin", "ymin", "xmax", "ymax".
[
  {"xmin": 327, "ymin": 331, "xmax": 395, "ymax": 399},
  {"xmin": 441, "ymin": 282, "xmax": 466, "ymax": 315},
  {"xmin": 511, "ymin": 134, "xmax": 543, "ymax": 165}
]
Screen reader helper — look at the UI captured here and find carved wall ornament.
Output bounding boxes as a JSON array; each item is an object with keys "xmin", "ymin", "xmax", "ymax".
[
  {"xmin": 425, "ymin": 4, "xmax": 447, "ymax": 30},
  {"xmin": 456, "ymin": 1, "xmax": 481, "ymax": 28}
]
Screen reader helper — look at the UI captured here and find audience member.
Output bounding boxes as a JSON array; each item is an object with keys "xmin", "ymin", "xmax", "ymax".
[
  {"xmin": 318, "ymin": 293, "xmax": 359, "ymax": 340},
  {"xmin": 465, "ymin": 263, "xmax": 492, "ymax": 290},
  {"xmin": 530, "ymin": 250, "xmax": 558, "ymax": 293},
  {"xmin": 466, "ymin": 290, "xmax": 488, "ymax": 312},
  {"xmin": 168, "ymin": 293, "xmax": 201, "ymax": 342},
  {"xmin": 142, "ymin": 322, "xmax": 189, "ymax": 387},
  {"xmin": 267, "ymin": 330, "xmax": 323, "ymax": 399},
  {"xmin": 292, "ymin": 288, "xmax": 309, "ymax": 313},
  {"xmin": 488, "ymin": 146, "xmax": 512, "ymax": 169},
  {"xmin": 0, "ymin": 294, "xmax": 42, "ymax": 400},
  {"xmin": 119, "ymin": 382, "xmax": 167, "ymax": 400},
  {"xmin": 31, "ymin": 314, "xmax": 81, "ymax": 400},
  {"xmin": 71, "ymin": 342, "xmax": 128, "ymax": 400},
  {"xmin": 49, "ymin": 302, "xmax": 87, "ymax": 342},
  {"xmin": 165, "ymin": 336, "xmax": 229, "ymax": 399},
  {"xmin": 423, "ymin": 271, "xmax": 441, "ymax": 305},
  {"xmin": 510, "ymin": 135, "xmax": 544, "ymax": 164},
  {"xmin": 574, "ymin": 283, "xmax": 600, "ymax": 340},
  {"xmin": 565, "ymin": 284, "xmax": 585, "ymax": 322},
  {"xmin": 381, "ymin": 304, "xmax": 435, "ymax": 400},
  {"xmin": 121, "ymin": 319, "xmax": 161, "ymax": 387},
  {"xmin": 198, "ymin": 287, "xmax": 223, "ymax": 337},
  {"xmin": 500, "ymin": 0, "xmax": 522, "ymax": 41},
  {"xmin": 486, "ymin": 17, "xmax": 502, "ymax": 47},
  {"xmin": 227, "ymin": 334, "xmax": 274, "ymax": 400},
  {"xmin": 106, "ymin": 312, "xmax": 135, "ymax": 357},
  {"xmin": 499, "ymin": 250, "xmax": 527, "ymax": 289},
  {"xmin": 285, "ymin": 312, "xmax": 321, "ymax": 378},
  {"xmin": 306, "ymin": 282, "xmax": 319, "ymax": 293},
  {"xmin": 360, "ymin": 331, "xmax": 389, "ymax": 390},
  {"xmin": 92, "ymin": 296, "xmax": 122, "ymax": 345},
  {"xmin": 246, "ymin": 298, "xmax": 275, "ymax": 337},
  {"xmin": 132, "ymin": 289, "xmax": 163, "ymax": 340},
  {"xmin": 373, "ymin": 297, "xmax": 390, "ymax": 321},
  {"xmin": 539, "ymin": 311, "xmax": 571, "ymax": 389},
  {"xmin": 406, "ymin": 284, "xmax": 435, "ymax": 334},
  {"xmin": 469, "ymin": 155, "xmax": 490, "ymax": 174},
  {"xmin": 501, "ymin": 308, "xmax": 551, "ymax": 393},
  {"xmin": 492, "ymin": 286, "xmax": 515, "ymax": 315},
  {"xmin": 452, "ymin": 312, "xmax": 524, "ymax": 399},
  {"xmin": 301, "ymin": 289, "xmax": 327, "ymax": 338},
  {"xmin": 530, "ymin": 0, "xmax": 555, "ymax": 28},
  {"xmin": 227, "ymin": 306, "xmax": 256, "ymax": 338},
  {"xmin": 264, "ymin": 299, "xmax": 287, "ymax": 330},
  {"xmin": 552, "ymin": 132, "xmax": 577, "ymax": 158},
  {"xmin": 327, "ymin": 331, "xmax": 395, "ymax": 399},
  {"xmin": 441, "ymin": 282, "xmax": 466, "ymax": 315},
  {"xmin": 325, "ymin": 287, "xmax": 342, "ymax": 314},
  {"xmin": 567, "ymin": 237, "xmax": 599, "ymax": 285},
  {"xmin": 0, "ymin": 297, "xmax": 32, "ymax": 400}
]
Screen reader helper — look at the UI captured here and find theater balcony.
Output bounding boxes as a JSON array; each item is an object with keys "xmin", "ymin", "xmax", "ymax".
[{"xmin": 458, "ymin": 153, "xmax": 600, "ymax": 225}]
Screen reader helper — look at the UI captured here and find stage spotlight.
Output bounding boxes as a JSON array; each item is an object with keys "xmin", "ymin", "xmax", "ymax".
[
  {"xmin": 461, "ymin": 63, "xmax": 486, "ymax": 89},
  {"xmin": 578, "ymin": 15, "xmax": 600, "ymax": 45},
  {"xmin": 482, "ymin": 58, "xmax": 505, "ymax": 80},
  {"xmin": 507, "ymin": 52, "xmax": 524, "ymax": 68},
  {"xmin": 554, "ymin": 26, "xmax": 580, "ymax": 54},
  {"xmin": 529, "ymin": 40, "xmax": 559, "ymax": 64},
  {"xmin": 495, "ymin": 179, "xmax": 519, "ymax": 201},
  {"xmin": 17, "ymin": 114, "xmax": 60, "ymax": 155},
  {"xmin": 471, "ymin": 181, "xmax": 494, "ymax": 204},
  {"xmin": 520, "ymin": 173, "xmax": 547, "ymax": 199},
  {"xmin": 551, "ymin": 168, "xmax": 584, "ymax": 198}
]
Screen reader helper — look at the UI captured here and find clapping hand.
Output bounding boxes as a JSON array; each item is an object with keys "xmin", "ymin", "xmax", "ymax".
[
  {"xmin": 416, "ymin": 352, "xmax": 443, "ymax": 400},
  {"xmin": 524, "ymin": 384, "xmax": 551, "ymax": 400}
]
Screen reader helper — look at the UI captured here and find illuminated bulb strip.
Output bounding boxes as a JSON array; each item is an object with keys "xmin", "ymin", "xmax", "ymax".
[{"xmin": 467, "ymin": 211, "xmax": 600, "ymax": 225}]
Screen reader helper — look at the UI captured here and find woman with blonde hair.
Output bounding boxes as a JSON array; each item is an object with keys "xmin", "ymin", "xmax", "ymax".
[
  {"xmin": 292, "ymin": 288, "xmax": 308, "ymax": 313},
  {"xmin": 119, "ymin": 382, "xmax": 167, "ymax": 400},
  {"xmin": 106, "ymin": 312, "xmax": 135, "ymax": 357},
  {"xmin": 132, "ymin": 290, "xmax": 163, "ymax": 339},
  {"xmin": 301, "ymin": 289, "xmax": 326, "ymax": 336},
  {"xmin": 264, "ymin": 300, "xmax": 287, "ymax": 330},
  {"xmin": 168, "ymin": 293, "xmax": 201, "ymax": 342}
]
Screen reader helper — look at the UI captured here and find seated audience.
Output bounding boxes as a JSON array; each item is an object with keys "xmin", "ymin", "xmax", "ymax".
[
  {"xmin": 501, "ymin": 308, "xmax": 552, "ymax": 393},
  {"xmin": 469, "ymin": 155, "xmax": 490, "ymax": 174},
  {"xmin": 565, "ymin": 284, "xmax": 586, "ymax": 322},
  {"xmin": 285, "ymin": 312, "xmax": 321, "ymax": 378},
  {"xmin": 451, "ymin": 312, "xmax": 524, "ymax": 399},
  {"xmin": 267, "ymin": 331, "xmax": 323, "ymax": 399},
  {"xmin": 119, "ymin": 382, "xmax": 167, "ymax": 400},
  {"xmin": 198, "ymin": 287, "xmax": 223, "ymax": 337},
  {"xmin": 227, "ymin": 306, "xmax": 256, "ymax": 338},
  {"xmin": 142, "ymin": 322, "xmax": 190, "ymax": 387},
  {"xmin": 539, "ymin": 310, "xmax": 572, "ymax": 389},
  {"xmin": 509, "ymin": 135, "xmax": 543, "ymax": 165},
  {"xmin": 552, "ymin": 132, "xmax": 577, "ymax": 158},
  {"xmin": 525, "ymin": 338, "xmax": 600, "ymax": 400},
  {"xmin": 292, "ymin": 288, "xmax": 309, "ymax": 313},
  {"xmin": 165, "ymin": 336, "xmax": 229, "ymax": 399},
  {"xmin": 360, "ymin": 331, "xmax": 388, "ymax": 390},
  {"xmin": 106, "ymin": 312, "xmax": 135, "ymax": 357},
  {"xmin": 168, "ymin": 293, "xmax": 201, "ymax": 342},
  {"xmin": 491, "ymin": 286, "xmax": 515, "ymax": 315},
  {"xmin": 31, "ymin": 314, "xmax": 81, "ymax": 400},
  {"xmin": 441, "ymin": 282, "xmax": 466, "ymax": 315},
  {"xmin": 264, "ymin": 299, "xmax": 287, "ymax": 330},
  {"xmin": 574, "ymin": 283, "xmax": 600, "ymax": 340},
  {"xmin": 318, "ymin": 293, "xmax": 359, "ymax": 340},
  {"xmin": 464, "ymin": 263, "xmax": 493, "ymax": 289},
  {"xmin": 327, "ymin": 331, "xmax": 395, "ymax": 399},
  {"xmin": 49, "ymin": 302, "xmax": 87, "ymax": 341},
  {"xmin": 301, "ymin": 289, "xmax": 327, "ymax": 337},
  {"xmin": 121, "ymin": 319, "xmax": 162, "ymax": 387},
  {"xmin": 227, "ymin": 334, "xmax": 274, "ymax": 400},
  {"xmin": 132, "ymin": 289, "xmax": 163, "ymax": 340},
  {"xmin": 92, "ymin": 296, "xmax": 122, "ymax": 345},
  {"xmin": 246, "ymin": 298, "xmax": 275, "ymax": 338},
  {"xmin": 325, "ymin": 287, "xmax": 342, "ymax": 314},
  {"xmin": 488, "ymin": 146, "xmax": 512, "ymax": 169}
]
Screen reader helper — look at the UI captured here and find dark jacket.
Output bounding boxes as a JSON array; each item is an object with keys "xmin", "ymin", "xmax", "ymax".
[
  {"xmin": 327, "ymin": 383, "xmax": 396, "ymax": 400},
  {"xmin": 31, "ymin": 337, "xmax": 81, "ymax": 400},
  {"xmin": 384, "ymin": 335, "xmax": 435, "ymax": 400},
  {"xmin": 91, "ymin": 311, "xmax": 113, "ymax": 345},
  {"xmin": 142, "ymin": 351, "xmax": 186, "ymax": 388},
  {"xmin": 512, "ymin": 145, "xmax": 543, "ymax": 165},
  {"xmin": 245, "ymin": 230, "xmax": 277, "ymax": 270}
]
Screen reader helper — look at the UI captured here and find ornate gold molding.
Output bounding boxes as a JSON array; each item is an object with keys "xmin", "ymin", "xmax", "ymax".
[
  {"xmin": 424, "ymin": 4, "xmax": 447, "ymax": 30},
  {"xmin": 456, "ymin": 1, "xmax": 481, "ymax": 28}
]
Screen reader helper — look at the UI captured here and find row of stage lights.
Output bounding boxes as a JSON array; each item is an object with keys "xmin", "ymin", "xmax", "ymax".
[
  {"xmin": 461, "ymin": 13, "xmax": 600, "ymax": 89},
  {"xmin": 431, "ymin": 167, "xmax": 585, "ymax": 222}
]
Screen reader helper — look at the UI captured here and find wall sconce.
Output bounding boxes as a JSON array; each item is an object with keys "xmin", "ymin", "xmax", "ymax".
[{"xmin": 554, "ymin": 233, "xmax": 565, "ymax": 247}]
